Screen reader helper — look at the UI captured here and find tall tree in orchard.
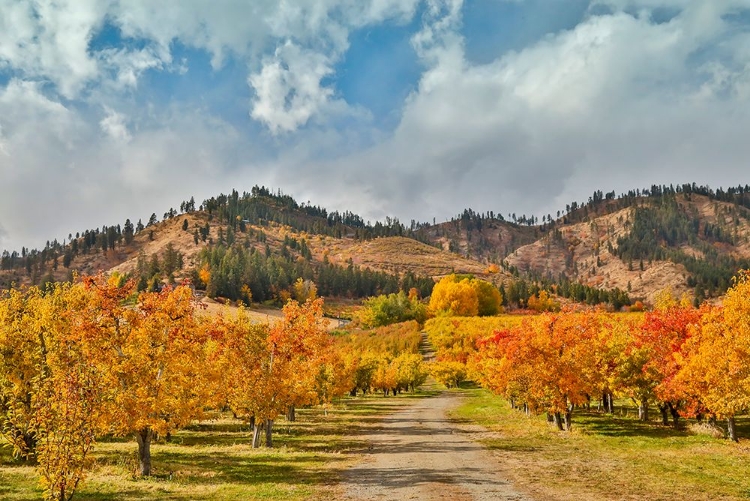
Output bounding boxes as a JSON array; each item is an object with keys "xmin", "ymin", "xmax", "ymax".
[
  {"xmin": 34, "ymin": 282, "xmax": 101, "ymax": 501},
  {"xmin": 211, "ymin": 307, "xmax": 273, "ymax": 444},
  {"xmin": 635, "ymin": 290, "xmax": 702, "ymax": 427},
  {"xmin": 79, "ymin": 276, "xmax": 209, "ymax": 476},
  {"xmin": 265, "ymin": 298, "xmax": 331, "ymax": 437},
  {"xmin": 0, "ymin": 287, "xmax": 46, "ymax": 460},
  {"xmin": 676, "ymin": 272, "xmax": 750, "ymax": 441},
  {"xmin": 0, "ymin": 282, "xmax": 102, "ymax": 500}
]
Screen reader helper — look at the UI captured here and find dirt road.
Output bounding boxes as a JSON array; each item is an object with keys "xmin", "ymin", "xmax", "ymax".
[{"xmin": 341, "ymin": 390, "xmax": 529, "ymax": 501}]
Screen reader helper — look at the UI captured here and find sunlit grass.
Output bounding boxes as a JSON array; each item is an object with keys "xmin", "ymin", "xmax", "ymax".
[
  {"xmin": 0, "ymin": 392, "xmax": 427, "ymax": 501},
  {"xmin": 451, "ymin": 387, "xmax": 750, "ymax": 501}
]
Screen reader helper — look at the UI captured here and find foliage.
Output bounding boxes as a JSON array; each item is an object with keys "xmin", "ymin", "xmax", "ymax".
[
  {"xmin": 457, "ymin": 275, "xmax": 750, "ymax": 435},
  {"xmin": 334, "ymin": 321, "xmax": 425, "ymax": 396},
  {"xmin": 0, "ymin": 283, "xmax": 100, "ymax": 500},
  {"xmin": 429, "ymin": 361, "xmax": 467, "ymax": 388},
  {"xmin": 194, "ymin": 244, "xmax": 431, "ymax": 304},
  {"xmin": 428, "ymin": 274, "xmax": 502, "ymax": 317},
  {"xmin": 355, "ymin": 291, "xmax": 427, "ymax": 328},
  {"xmin": 526, "ymin": 290, "xmax": 560, "ymax": 312}
]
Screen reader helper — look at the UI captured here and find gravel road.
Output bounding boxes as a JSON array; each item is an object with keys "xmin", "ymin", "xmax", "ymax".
[{"xmin": 340, "ymin": 390, "xmax": 530, "ymax": 501}]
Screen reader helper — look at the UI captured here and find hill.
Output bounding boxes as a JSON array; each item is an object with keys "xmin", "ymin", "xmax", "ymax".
[{"xmin": 2, "ymin": 183, "xmax": 750, "ymax": 307}]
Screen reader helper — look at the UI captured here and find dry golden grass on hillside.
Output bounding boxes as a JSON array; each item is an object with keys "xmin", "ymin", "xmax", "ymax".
[{"xmin": 313, "ymin": 236, "xmax": 491, "ymax": 279}]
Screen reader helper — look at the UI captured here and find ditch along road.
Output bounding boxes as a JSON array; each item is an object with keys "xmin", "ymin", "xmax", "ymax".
[{"xmin": 340, "ymin": 335, "xmax": 529, "ymax": 501}]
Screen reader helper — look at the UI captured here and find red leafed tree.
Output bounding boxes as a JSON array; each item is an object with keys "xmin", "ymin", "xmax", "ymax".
[{"xmin": 634, "ymin": 293, "xmax": 704, "ymax": 427}]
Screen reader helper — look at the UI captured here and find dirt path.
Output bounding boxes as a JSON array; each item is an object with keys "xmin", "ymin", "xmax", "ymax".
[{"xmin": 340, "ymin": 390, "xmax": 530, "ymax": 501}]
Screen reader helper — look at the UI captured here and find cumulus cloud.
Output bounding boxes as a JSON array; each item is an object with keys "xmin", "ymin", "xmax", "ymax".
[
  {"xmin": 265, "ymin": 0, "xmax": 750, "ymax": 225},
  {"xmin": 1, "ymin": 0, "xmax": 750, "ymax": 252},
  {"xmin": 0, "ymin": 89, "xmax": 263, "ymax": 250},
  {"xmin": 249, "ymin": 42, "xmax": 338, "ymax": 134},
  {"xmin": 99, "ymin": 107, "xmax": 131, "ymax": 143}
]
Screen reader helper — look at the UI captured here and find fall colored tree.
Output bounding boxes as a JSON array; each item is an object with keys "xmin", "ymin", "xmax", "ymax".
[
  {"xmin": 676, "ymin": 272, "xmax": 750, "ymax": 440},
  {"xmin": 78, "ymin": 276, "xmax": 209, "ymax": 476},
  {"xmin": 473, "ymin": 312, "xmax": 602, "ymax": 430},
  {"xmin": 635, "ymin": 294, "xmax": 703, "ymax": 427},
  {"xmin": 429, "ymin": 275, "xmax": 502, "ymax": 317},
  {"xmin": 215, "ymin": 298, "xmax": 333, "ymax": 447},
  {"xmin": 429, "ymin": 361, "xmax": 467, "ymax": 388},
  {"xmin": 429, "ymin": 275, "xmax": 479, "ymax": 317},
  {"xmin": 0, "ymin": 287, "xmax": 45, "ymax": 460},
  {"xmin": 0, "ymin": 282, "xmax": 101, "ymax": 500},
  {"xmin": 34, "ymin": 282, "xmax": 100, "ymax": 501}
]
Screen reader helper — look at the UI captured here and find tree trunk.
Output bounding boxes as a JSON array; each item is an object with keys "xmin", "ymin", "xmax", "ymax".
[
  {"xmin": 546, "ymin": 413, "xmax": 554, "ymax": 423},
  {"xmin": 607, "ymin": 392, "xmax": 615, "ymax": 414},
  {"xmin": 668, "ymin": 402, "xmax": 680, "ymax": 428},
  {"xmin": 658, "ymin": 403, "xmax": 669, "ymax": 425},
  {"xmin": 286, "ymin": 405, "xmax": 296, "ymax": 422},
  {"xmin": 252, "ymin": 420, "xmax": 263, "ymax": 448},
  {"xmin": 553, "ymin": 412, "xmax": 564, "ymax": 431},
  {"xmin": 19, "ymin": 432, "xmax": 37, "ymax": 462},
  {"xmin": 564, "ymin": 407, "xmax": 573, "ymax": 431},
  {"xmin": 265, "ymin": 419, "xmax": 273, "ymax": 448},
  {"xmin": 638, "ymin": 400, "xmax": 649, "ymax": 422},
  {"xmin": 727, "ymin": 416, "xmax": 738, "ymax": 442},
  {"xmin": 135, "ymin": 427, "xmax": 153, "ymax": 476}
]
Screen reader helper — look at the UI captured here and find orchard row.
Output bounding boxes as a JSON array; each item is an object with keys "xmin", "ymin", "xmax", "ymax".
[
  {"xmin": 427, "ymin": 272, "xmax": 750, "ymax": 440},
  {"xmin": 0, "ymin": 275, "xmax": 426, "ymax": 501}
]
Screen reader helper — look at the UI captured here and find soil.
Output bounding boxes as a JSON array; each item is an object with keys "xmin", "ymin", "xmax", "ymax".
[{"xmin": 340, "ymin": 390, "xmax": 530, "ymax": 501}]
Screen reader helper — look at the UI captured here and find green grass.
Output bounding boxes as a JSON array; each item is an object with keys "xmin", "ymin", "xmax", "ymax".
[
  {"xmin": 450, "ymin": 388, "xmax": 750, "ymax": 501},
  {"xmin": 0, "ymin": 393, "xmax": 426, "ymax": 501}
]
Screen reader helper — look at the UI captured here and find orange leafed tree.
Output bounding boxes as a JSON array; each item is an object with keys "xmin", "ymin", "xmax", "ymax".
[
  {"xmin": 0, "ymin": 282, "xmax": 101, "ymax": 500},
  {"xmin": 473, "ymin": 312, "xmax": 602, "ymax": 430},
  {"xmin": 0, "ymin": 287, "xmax": 45, "ymax": 461},
  {"xmin": 34, "ymin": 282, "xmax": 101, "ymax": 501},
  {"xmin": 79, "ymin": 276, "xmax": 209, "ymax": 476},
  {"xmin": 635, "ymin": 294, "xmax": 703, "ymax": 427},
  {"xmin": 216, "ymin": 298, "xmax": 333, "ymax": 447}
]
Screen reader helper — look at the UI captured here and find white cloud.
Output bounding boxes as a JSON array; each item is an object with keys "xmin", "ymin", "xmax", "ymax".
[
  {"xmin": 249, "ymin": 41, "xmax": 340, "ymax": 134},
  {"xmin": 99, "ymin": 107, "xmax": 131, "ymax": 143},
  {"xmin": 0, "ymin": 0, "xmax": 422, "ymax": 132},
  {"xmin": 271, "ymin": 1, "xmax": 750, "ymax": 224},
  {"xmin": 0, "ymin": 0, "xmax": 107, "ymax": 98},
  {"xmin": 2, "ymin": 0, "xmax": 750, "ymax": 252},
  {"xmin": 0, "ymin": 124, "xmax": 7, "ymax": 157}
]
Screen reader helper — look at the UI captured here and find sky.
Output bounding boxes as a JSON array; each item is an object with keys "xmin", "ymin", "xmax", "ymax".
[{"xmin": 1, "ymin": 0, "xmax": 750, "ymax": 252}]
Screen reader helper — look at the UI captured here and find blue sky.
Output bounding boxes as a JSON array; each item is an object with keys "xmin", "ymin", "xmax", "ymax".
[{"xmin": 1, "ymin": 0, "xmax": 750, "ymax": 251}]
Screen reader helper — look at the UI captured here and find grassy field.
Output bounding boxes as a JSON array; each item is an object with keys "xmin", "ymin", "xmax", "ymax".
[
  {"xmin": 0, "ymin": 393, "xmax": 426, "ymax": 501},
  {"xmin": 451, "ymin": 387, "xmax": 750, "ymax": 501}
]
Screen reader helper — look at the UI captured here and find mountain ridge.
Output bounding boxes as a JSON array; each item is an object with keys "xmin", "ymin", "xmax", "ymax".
[{"xmin": 2, "ymin": 183, "xmax": 750, "ymax": 306}]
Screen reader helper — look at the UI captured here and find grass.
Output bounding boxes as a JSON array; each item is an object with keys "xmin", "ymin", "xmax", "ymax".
[
  {"xmin": 0, "ymin": 393, "xmax": 427, "ymax": 501},
  {"xmin": 450, "ymin": 387, "xmax": 750, "ymax": 501}
]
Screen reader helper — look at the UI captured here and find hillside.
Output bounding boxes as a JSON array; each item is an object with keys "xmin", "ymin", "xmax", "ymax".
[{"xmin": 2, "ymin": 184, "xmax": 750, "ymax": 306}]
